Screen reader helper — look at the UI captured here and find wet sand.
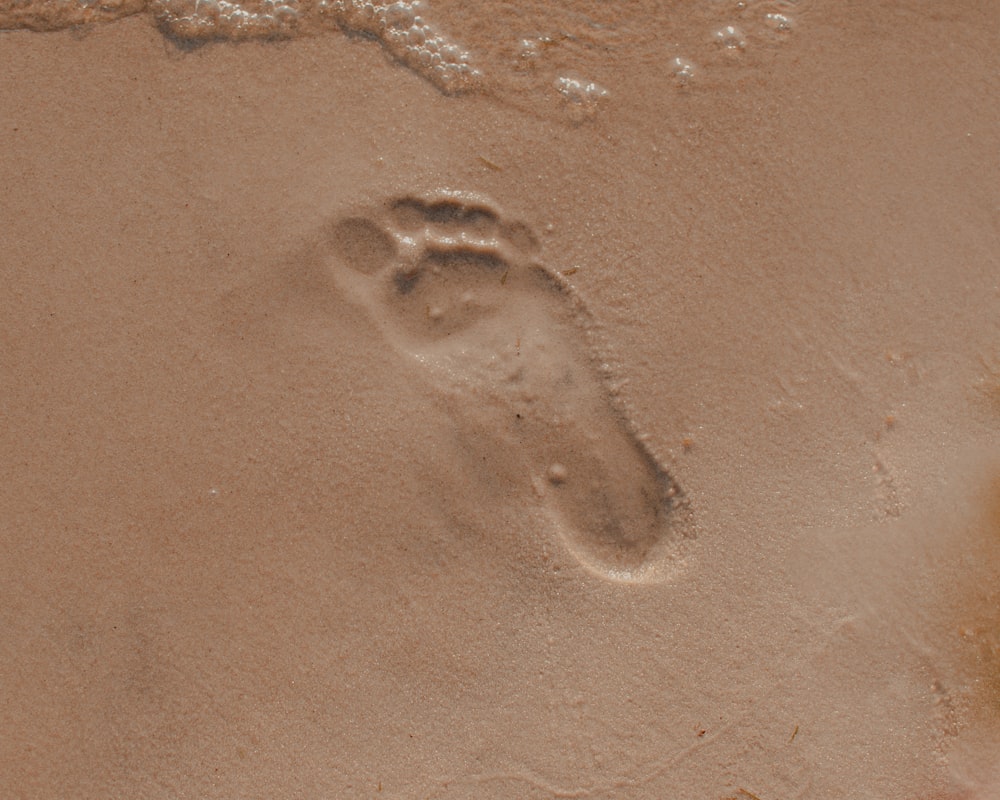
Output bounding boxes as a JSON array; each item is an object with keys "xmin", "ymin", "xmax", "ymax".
[{"xmin": 1, "ymin": 2, "xmax": 999, "ymax": 797}]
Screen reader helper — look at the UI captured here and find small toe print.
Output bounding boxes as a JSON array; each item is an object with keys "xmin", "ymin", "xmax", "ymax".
[{"xmin": 328, "ymin": 191, "xmax": 691, "ymax": 583}]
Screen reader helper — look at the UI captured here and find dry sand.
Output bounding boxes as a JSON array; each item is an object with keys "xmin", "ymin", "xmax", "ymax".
[{"xmin": 1, "ymin": 1, "xmax": 999, "ymax": 797}]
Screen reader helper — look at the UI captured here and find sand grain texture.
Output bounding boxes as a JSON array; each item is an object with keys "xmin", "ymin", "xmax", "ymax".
[{"xmin": 1, "ymin": 1, "xmax": 999, "ymax": 798}]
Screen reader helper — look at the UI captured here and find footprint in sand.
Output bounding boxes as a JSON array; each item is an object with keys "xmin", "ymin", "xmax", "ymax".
[{"xmin": 327, "ymin": 191, "xmax": 691, "ymax": 583}]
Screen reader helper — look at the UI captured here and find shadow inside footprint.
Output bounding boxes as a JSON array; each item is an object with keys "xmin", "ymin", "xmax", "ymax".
[{"xmin": 328, "ymin": 191, "xmax": 691, "ymax": 584}]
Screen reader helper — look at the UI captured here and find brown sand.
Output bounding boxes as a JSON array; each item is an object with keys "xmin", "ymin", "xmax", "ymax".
[{"xmin": 1, "ymin": 1, "xmax": 999, "ymax": 797}]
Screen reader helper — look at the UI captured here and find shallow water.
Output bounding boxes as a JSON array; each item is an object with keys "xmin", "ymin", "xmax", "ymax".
[{"xmin": 1, "ymin": 0, "xmax": 803, "ymax": 99}]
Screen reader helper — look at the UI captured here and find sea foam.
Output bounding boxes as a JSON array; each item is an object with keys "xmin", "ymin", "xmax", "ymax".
[{"xmin": 0, "ymin": 0, "xmax": 481, "ymax": 93}]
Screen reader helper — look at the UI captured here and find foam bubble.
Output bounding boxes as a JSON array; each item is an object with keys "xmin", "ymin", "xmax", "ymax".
[
  {"xmin": 554, "ymin": 76, "xmax": 608, "ymax": 121},
  {"xmin": 671, "ymin": 57, "xmax": 697, "ymax": 87},
  {"xmin": 764, "ymin": 12, "xmax": 793, "ymax": 32},
  {"xmin": 714, "ymin": 24, "xmax": 747, "ymax": 50},
  {"xmin": 516, "ymin": 37, "xmax": 542, "ymax": 69}
]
